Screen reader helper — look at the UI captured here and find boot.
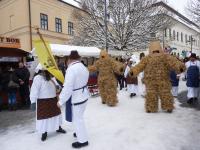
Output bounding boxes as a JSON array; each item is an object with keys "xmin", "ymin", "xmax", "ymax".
[
  {"xmin": 73, "ymin": 133, "xmax": 77, "ymax": 138},
  {"xmin": 166, "ymin": 109, "xmax": 173, "ymax": 113},
  {"xmin": 130, "ymin": 93, "xmax": 133, "ymax": 98},
  {"xmin": 41, "ymin": 132, "xmax": 47, "ymax": 141},
  {"xmin": 187, "ymin": 98, "xmax": 193, "ymax": 104},
  {"xmin": 72, "ymin": 141, "xmax": 89, "ymax": 148},
  {"xmin": 56, "ymin": 126, "xmax": 66, "ymax": 134}
]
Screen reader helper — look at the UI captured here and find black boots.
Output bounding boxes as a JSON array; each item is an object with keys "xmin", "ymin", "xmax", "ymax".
[
  {"xmin": 130, "ymin": 93, "xmax": 136, "ymax": 98},
  {"xmin": 187, "ymin": 97, "xmax": 199, "ymax": 104},
  {"xmin": 56, "ymin": 126, "xmax": 66, "ymax": 134},
  {"xmin": 72, "ymin": 141, "xmax": 89, "ymax": 148},
  {"xmin": 41, "ymin": 132, "xmax": 47, "ymax": 141},
  {"xmin": 41, "ymin": 127, "xmax": 66, "ymax": 141},
  {"xmin": 166, "ymin": 109, "xmax": 173, "ymax": 113},
  {"xmin": 73, "ymin": 132, "xmax": 77, "ymax": 137}
]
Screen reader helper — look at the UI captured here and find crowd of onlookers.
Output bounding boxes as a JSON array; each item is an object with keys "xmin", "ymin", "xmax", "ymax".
[
  {"xmin": 0, "ymin": 62, "xmax": 30, "ymax": 111},
  {"xmin": 0, "ymin": 51, "xmax": 199, "ymax": 112}
]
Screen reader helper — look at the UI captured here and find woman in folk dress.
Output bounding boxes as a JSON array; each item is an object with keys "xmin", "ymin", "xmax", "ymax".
[{"xmin": 30, "ymin": 64, "xmax": 66, "ymax": 141}]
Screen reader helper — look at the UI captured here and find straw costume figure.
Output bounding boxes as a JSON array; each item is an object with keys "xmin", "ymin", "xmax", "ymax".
[
  {"xmin": 129, "ymin": 40, "xmax": 185, "ymax": 113},
  {"xmin": 89, "ymin": 50, "xmax": 124, "ymax": 106}
]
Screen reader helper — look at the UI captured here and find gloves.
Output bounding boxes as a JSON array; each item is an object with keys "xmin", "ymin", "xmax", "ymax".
[
  {"xmin": 120, "ymin": 67, "xmax": 124, "ymax": 73},
  {"xmin": 129, "ymin": 71, "xmax": 134, "ymax": 77},
  {"xmin": 30, "ymin": 103, "xmax": 36, "ymax": 111},
  {"xmin": 180, "ymin": 68, "xmax": 184, "ymax": 73}
]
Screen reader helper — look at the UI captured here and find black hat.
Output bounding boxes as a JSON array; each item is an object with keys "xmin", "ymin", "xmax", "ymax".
[
  {"xmin": 190, "ymin": 53, "xmax": 196, "ymax": 58},
  {"xmin": 69, "ymin": 50, "xmax": 81, "ymax": 60}
]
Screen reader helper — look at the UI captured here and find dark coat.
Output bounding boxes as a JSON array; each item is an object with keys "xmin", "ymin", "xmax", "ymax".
[
  {"xmin": 1, "ymin": 71, "xmax": 19, "ymax": 92},
  {"xmin": 15, "ymin": 67, "xmax": 30, "ymax": 85}
]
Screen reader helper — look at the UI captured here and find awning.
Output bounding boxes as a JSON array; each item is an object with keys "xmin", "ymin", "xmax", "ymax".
[{"xmin": 0, "ymin": 47, "xmax": 29, "ymax": 57}]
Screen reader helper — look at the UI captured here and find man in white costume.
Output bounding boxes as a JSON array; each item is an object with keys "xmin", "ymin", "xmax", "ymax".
[
  {"xmin": 185, "ymin": 53, "xmax": 200, "ymax": 104},
  {"xmin": 57, "ymin": 50, "xmax": 90, "ymax": 149},
  {"xmin": 124, "ymin": 59, "xmax": 138, "ymax": 97},
  {"xmin": 30, "ymin": 64, "xmax": 66, "ymax": 141}
]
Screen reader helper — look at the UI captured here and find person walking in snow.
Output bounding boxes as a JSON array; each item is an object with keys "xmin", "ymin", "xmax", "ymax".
[
  {"xmin": 185, "ymin": 53, "xmax": 200, "ymax": 104},
  {"xmin": 57, "ymin": 50, "xmax": 90, "ymax": 149},
  {"xmin": 124, "ymin": 59, "xmax": 138, "ymax": 97},
  {"xmin": 30, "ymin": 64, "xmax": 66, "ymax": 141}
]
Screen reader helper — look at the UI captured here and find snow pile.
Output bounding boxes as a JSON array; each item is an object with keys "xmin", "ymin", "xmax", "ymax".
[{"xmin": 1, "ymin": 79, "xmax": 200, "ymax": 150}]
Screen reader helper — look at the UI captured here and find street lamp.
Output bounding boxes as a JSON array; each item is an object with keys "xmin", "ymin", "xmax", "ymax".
[
  {"xmin": 97, "ymin": 0, "xmax": 111, "ymax": 52},
  {"xmin": 104, "ymin": 0, "xmax": 108, "ymax": 52}
]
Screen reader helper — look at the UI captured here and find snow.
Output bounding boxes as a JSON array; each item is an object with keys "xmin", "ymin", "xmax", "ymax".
[
  {"xmin": 1, "ymin": 78, "xmax": 200, "ymax": 150},
  {"xmin": 61, "ymin": 0, "xmax": 81, "ymax": 8},
  {"xmin": 31, "ymin": 44, "xmax": 101, "ymax": 57}
]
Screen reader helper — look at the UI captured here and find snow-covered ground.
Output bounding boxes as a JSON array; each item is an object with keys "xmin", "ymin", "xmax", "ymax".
[{"xmin": 1, "ymin": 80, "xmax": 200, "ymax": 150}]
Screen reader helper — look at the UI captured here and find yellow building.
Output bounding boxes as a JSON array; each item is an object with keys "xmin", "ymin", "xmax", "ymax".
[{"xmin": 0, "ymin": 0, "xmax": 85, "ymax": 52}]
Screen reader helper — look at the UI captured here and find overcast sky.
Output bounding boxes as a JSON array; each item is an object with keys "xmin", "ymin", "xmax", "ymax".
[
  {"xmin": 167, "ymin": 0, "xmax": 189, "ymax": 17},
  {"xmin": 63, "ymin": 0, "xmax": 190, "ymax": 17}
]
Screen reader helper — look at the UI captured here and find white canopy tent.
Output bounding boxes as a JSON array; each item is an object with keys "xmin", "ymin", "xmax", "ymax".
[{"xmin": 31, "ymin": 44, "xmax": 101, "ymax": 57}]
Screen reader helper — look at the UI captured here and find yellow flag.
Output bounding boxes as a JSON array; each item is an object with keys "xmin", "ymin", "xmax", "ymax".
[{"xmin": 33, "ymin": 40, "xmax": 64, "ymax": 84}]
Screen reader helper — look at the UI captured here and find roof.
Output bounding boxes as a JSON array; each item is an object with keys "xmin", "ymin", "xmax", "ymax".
[
  {"xmin": 32, "ymin": 44, "xmax": 101, "ymax": 57},
  {"xmin": 58, "ymin": 0, "xmax": 81, "ymax": 9},
  {"xmin": 153, "ymin": 1, "xmax": 200, "ymax": 32}
]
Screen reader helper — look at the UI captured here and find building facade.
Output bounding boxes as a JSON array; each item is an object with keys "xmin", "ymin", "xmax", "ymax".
[
  {"xmin": 0, "ymin": 0, "xmax": 84, "ymax": 52},
  {"xmin": 0, "ymin": 0, "xmax": 199, "ymax": 57},
  {"xmin": 156, "ymin": 2, "xmax": 200, "ymax": 57}
]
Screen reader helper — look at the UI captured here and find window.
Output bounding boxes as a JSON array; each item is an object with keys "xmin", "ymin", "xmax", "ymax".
[
  {"xmin": 40, "ymin": 13, "xmax": 48, "ymax": 30},
  {"xmin": 185, "ymin": 34, "xmax": 187, "ymax": 43},
  {"xmin": 164, "ymin": 28, "xmax": 167, "ymax": 37},
  {"xmin": 177, "ymin": 32, "xmax": 179, "ymax": 41},
  {"xmin": 189, "ymin": 35, "xmax": 191, "ymax": 42},
  {"xmin": 173, "ymin": 30, "xmax": 176, "ymax": 40},
  {"xmin": 181, "ymin": 32, "xmax": 183, "ymax": 42},
  {"xmin": 55, "ymin": 18, "xmax": 62, "ymax": 33},
  {"xmin": 68, "ymin": 22, "xmax": 74, "ymax": 35},
  {"xmin": 169, "ymin": 28, "xmax": 171, "ymax": 38}
]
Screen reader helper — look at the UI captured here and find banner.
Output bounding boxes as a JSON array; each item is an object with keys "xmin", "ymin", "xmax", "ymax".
[{"xmin": 33, "ymin": 40, "xmax": 64, "ymax": 84}]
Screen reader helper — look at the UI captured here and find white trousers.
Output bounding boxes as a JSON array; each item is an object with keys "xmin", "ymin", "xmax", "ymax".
[
  {"xmin": 187, "ymin": 87, "xmax": 199, "ymax": 99},
  {"xmin": 127, "ymin": 84, "xmax": 138, "ymax": 94},
  {"xmin": 139, "ymin": 83, "xmax": 146, "ymax": 96},
  {"xmin": 171, "ymin": 86, "xmax": 178, "ymax": 97},
  {"xmin": 72, "ymin": 102, "xmax": 88, "ymax": 143}
]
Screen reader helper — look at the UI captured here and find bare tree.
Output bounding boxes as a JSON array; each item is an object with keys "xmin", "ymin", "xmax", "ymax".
[
  {"xmin": 187, "ymin": 0, "xmax": 200, "ymax": 25},
  {"xmin": 70, "ymin": 0, "xmax": 171, "ymax": 52}
]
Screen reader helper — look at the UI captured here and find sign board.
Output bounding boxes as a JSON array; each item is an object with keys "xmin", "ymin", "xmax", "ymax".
[{"xmin": 0, "ymin": 37, "xmax": 21, "ymax": 48}]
